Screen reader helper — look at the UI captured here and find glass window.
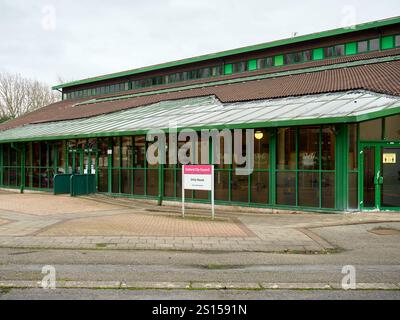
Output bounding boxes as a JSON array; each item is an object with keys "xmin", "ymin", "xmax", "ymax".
[
  {"xmin": 251, "ymin": 171, "xmax": 269, "ymax": 204},
  {"xmin": 349, "ymin": 124, "xmax": 358, "ymax": 170},
  {"xmin": 303, "ymin": 50, "xmax": 312, "ymax": 62},
  {"xmin": 357, "ymin": 41, "xmax": 368, "ymax": 53},
  {"xmin": 385, "ymin": 115, "xmax": 400, "ymax": 140},
  {"xmin": 369, "ymin": 38, "xmax": 380, "ymax": 51},
  {"xmin": 231, "ymin": 173, "xmax": 249, "ymax": 203},
  {"xmin": 321, "ymin": 126, "xmax": 335, "ymax": 170},
  {"xmin": 134, "ymin": 136, "xmax": 146, "ymax": 168},
  {"xmin": 322, "ymin": 173, "xmax": 335, "ymax": 208},
  {"xmin": 359, "ymin": 119, "xmax": 382, "ymax": 141},
  {"xmin": 298, "ymin": 127, "xmax": 319, "ymax": 170},
  {"xmin": 254, "ymin": 129, "xmax": 269, "ymax": 170},
  {"xmin": 215, "ymin": 171, "xmax": 229, "ymax": 201},
  {"xmin": 396, "ymin": 35, "xmax": 400, "ymax": 47},
  {"xmin": 324, "ymin": 47, "xmax": 334, "ymax": 58},
  {"xmin": 298, "ymin": 172, "xmax": 319, "ymax": 207},
  {"xmin": 348, "ymin": 172, "xmax": 358, "ymax": 209},
  {"xmin": 277, "ymin": 128, "xmax": 296, "ymax": 170},
  {"xmin": 284, "ymin": 53, "xmax": 296, "ymax": 64},
  {"xmin": 334, "ymin": 45, "xmax": 345, "ymax": 56},
  {"xmin": 277, "ymin": 172, "xmax": 296, "ymax": 206},
  {"xmin": 232, "ymin": 62, "xmax": 247, "ymax": 73},
  {"xmin": 164, "ymin": 168, "xmax": 175, "ymax": 198}
]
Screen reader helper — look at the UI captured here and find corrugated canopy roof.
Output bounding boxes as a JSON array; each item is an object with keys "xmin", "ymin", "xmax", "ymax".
[{"xmin": 0, "ymin": 90, "xmax": 399, "ymax": 143}]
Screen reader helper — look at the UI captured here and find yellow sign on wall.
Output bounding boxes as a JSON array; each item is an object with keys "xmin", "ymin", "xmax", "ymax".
[{"xmin": 383, "ymin": 153, "xmax": 397, "ymax": 164}]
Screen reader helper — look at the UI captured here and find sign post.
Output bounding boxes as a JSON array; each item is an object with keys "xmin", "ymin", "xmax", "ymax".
[{"xmin": 182, "ymin": 165, "xmax": 215, "ymax": 220}]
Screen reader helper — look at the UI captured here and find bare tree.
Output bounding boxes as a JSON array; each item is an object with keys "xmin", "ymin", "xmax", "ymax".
[{"xmin": 0, "ymin": 72, "xmax": 60, "ymax": 122}]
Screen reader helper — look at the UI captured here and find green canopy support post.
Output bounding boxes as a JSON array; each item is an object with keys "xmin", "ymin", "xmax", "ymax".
[{"xmin": 11, "ymin": 142, "xmax": 25, "ymax": 194}]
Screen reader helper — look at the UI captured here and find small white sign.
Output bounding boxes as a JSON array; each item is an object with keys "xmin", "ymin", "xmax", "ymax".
[{"xmin": 182, "ymin": 165, "xmax": 215, "ymax": 219}]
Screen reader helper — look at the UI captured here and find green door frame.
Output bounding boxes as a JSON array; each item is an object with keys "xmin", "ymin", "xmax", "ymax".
[{"xmin": 360, "ymin": 141, "xmax": 400, "ymax": 211}]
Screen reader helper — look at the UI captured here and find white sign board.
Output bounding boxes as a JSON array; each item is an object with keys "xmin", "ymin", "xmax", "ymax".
[{"xmin": 182, "ymin": 165, "xmax": 215, "ymax": 219}]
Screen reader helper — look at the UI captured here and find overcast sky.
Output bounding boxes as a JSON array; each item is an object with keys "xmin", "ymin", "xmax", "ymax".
[{"xmin": 0, "ymin": 0, "xmax": 399, "ymax": 87}]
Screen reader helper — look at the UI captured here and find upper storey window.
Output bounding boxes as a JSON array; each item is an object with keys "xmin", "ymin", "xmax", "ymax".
[{"xmin": 63, "ymin": 33, "xmax": 400, "ymax": 100}]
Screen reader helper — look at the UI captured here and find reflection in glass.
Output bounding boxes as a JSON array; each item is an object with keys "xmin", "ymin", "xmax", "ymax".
[
  {"xmin": 277, "ymin": 172, "xmax": 296, "ymax": 206},
  {"xmin": 277, "ymin": 128, "xmax": 296, "ymax": 170},
  {"xmin": 251, "ymin": 171, "xmax": 268, "ymax": 204},
  {"xmin": 298, "ymin": 172, "xmax": 319, "ymax": 207},
  {"xmin": 385, "ymin": 115, "xmax": 400, "ymax": 140},
  {"xmin": 360, "ymin": 119, "xmax": 382, "ymax": 141},
  {"xmin": 298, "ymin": 127, "xmax": 319, "ymax": 170}
]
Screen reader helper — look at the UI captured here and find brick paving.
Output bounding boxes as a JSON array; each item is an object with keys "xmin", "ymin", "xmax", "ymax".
[{"xmin": 0, "ymin": 192, "xmax": 399, "ymax": 253}]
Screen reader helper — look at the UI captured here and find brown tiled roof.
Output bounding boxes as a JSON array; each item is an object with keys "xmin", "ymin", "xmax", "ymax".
[{"xmin": 1, "ymin": 57, "xmax": 400, "ymax": 132}]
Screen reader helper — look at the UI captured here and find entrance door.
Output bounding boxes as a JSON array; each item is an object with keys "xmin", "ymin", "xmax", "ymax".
[
  {"xmin": 67, "ymin": 140, "xmax": 97, "ymax": 176},
  {"xmin": 361, "ymin": 143, "xmax": 400, "ymax": 210}
]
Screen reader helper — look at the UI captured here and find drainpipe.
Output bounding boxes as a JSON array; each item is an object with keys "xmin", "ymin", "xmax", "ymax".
[{"xmin": 11, "ymin": 142, "xmax": 25, "ymax": 194}]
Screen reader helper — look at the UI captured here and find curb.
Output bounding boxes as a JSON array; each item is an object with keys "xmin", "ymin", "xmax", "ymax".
[{"xmin": 1, "ymin": 281, "xmax": 399, "ymax": 291}]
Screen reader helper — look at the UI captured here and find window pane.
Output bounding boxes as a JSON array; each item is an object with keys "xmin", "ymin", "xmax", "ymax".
[
  {"xmin": 334, "ymin": 45, "xmax": 345, "ymax": 56},
  {"xmin": 349, "ymin": 124, "xmax": 358, "ymax": 170},
  {"xmin": 133, "ymin": 169, "xmax": 145, "ymax": 195},
  {"xmin": 298, "ymin": 127, "xmax": 320, "ymax": 170},
  {"xmin": 121, "ymin": 137, "xmax": 133, "ymax": 167},
  {"xmin": 276, "ymin": 172, "xmax": 296, "ymax": 206},
  {"xmin": 251, "ymin": 171, "xmax": 269, "ymax": 204},
  {"xmin": 146, "ymin": 169, "xmax": 158, "ymax": 196},
  {"xmin": 322, "ymin": 172, "xmax": 335, "ymax": 208},
  {"xmin": 303, "ymin": 50, "xmax": 312, "ymax": 62},
  {"xmin": 298, "ymin": 172, "xmax": 319, "ymax": 207},
  {"xmin": 369, "ymin": 38, "xmax": 379, "ymax": 51},
  {"xmin": 396, "ymin": 35, "xmax": 400, "ymax": 47},
  {"xmin": 254, "ymin": 129, "xmax": 269, "ymax": 170},
  {"xmin": 321, "ymin": 126, "xmax": 335, "ymax": 170},
  {"xmin": 360, "ymin": 119, "xmax": 382, "ymax": 140},
  {"xmin": 277, "ymin": 128, "xmax": 296, "ymax": 170},
  {"xmin": 324, "ymin": 47, "xmax": 334, "ymax": 58},
  {"xmin": 121, "ymin": 169, "xmax": 132, "ymax": 194},
  {"xmin": 134, "ymin": 136, "xmax": 146, "ymax": 167},
  {"xmin": 385, "ymin": 115, "xmax": 400, "ymax": 140},
  {"xmin": 348, "ymin": 173, "xmax": 358, "ymax": 209},
  {"xmin": 231, "ymin": 173, "xmax": 248, "ymax": 203},
  {"xmin": 215, "ymin": 170, "xmax": 229, "ymax": 201},
  {"xmin": 164, "ymin": 168, "xmax": 175, "ymax": 197},
  {"xmin": 357, "ymin": 41, "xmax": 368, "ymax": 53}
]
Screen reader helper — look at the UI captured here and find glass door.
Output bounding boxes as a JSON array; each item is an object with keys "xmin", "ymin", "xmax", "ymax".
[
  {"xmin": 361, "ymin": 142, "xmax": 400, "ymax": 210},
  {"xmin": 381, "ymin": 146, "xmax": 400, "ymax": 209}
]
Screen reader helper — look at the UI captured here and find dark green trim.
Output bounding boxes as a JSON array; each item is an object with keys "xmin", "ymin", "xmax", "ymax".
[{"xmin": 52, "ymin": 16, "xmax": 400, "ymax": 90}]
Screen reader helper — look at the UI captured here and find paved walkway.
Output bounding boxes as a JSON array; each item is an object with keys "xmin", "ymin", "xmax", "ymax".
[{"xmin": 0, "ymin": 192, "xmax": 399, "ymax": 252}]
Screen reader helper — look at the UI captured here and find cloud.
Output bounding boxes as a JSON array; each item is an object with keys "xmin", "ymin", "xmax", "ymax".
[{"xmin": 0, "ymin": 0, "xmax": 399, "ymax": 86}]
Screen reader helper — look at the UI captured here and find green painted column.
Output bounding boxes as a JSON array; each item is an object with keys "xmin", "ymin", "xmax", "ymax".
[
  {"xmin": 0, "ymin": 144, "xmax": 3, "ymax": 186},
  {"xmin": 335, "ymin": 124, "xmax": 349, "ymax": 211},
  {"xmin": 20, "ymin": 143, "xmax": 26, "ymax": 193},
  {"xmin": 269, "ymin": 128, "xmax": 277, "ymax": 205},
  {"xmin": 107, "ymin": 137, "xmax": 112, "ymax": 194}
]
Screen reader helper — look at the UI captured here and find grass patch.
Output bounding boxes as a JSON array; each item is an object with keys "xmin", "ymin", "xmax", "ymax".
[{"xmin": 95, "ymin": 243, "xmax": 109, "ymax": 248}]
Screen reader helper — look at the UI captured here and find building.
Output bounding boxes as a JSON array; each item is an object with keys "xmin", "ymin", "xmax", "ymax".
[{"xmin": 0, "ymin": 17, "xmax": 399, "ymax": 213}]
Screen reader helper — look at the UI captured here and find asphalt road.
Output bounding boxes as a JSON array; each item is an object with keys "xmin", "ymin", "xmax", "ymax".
[{"xmin": 0, "ymin": 222, "xmax": 399, "ymax": 300}]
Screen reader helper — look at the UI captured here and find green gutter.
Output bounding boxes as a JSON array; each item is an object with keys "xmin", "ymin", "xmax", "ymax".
[{"xmin": 52, "ymin": 16, "xmax": 400, "ymax": 90}]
